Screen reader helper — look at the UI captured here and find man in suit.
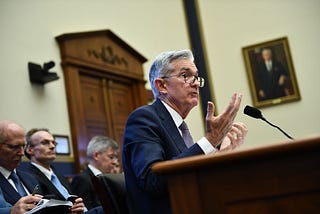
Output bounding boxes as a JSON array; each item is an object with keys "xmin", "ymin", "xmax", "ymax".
[
  {"xmin": 0, "ymin": 187, "xmax": 42, "ymax": 214},
  {"xmin": 71, "ymin": 135, "xmax": 120, "ymax": 209},
  {"xmin": 24, "ymin": 128, "xmax": 88, "ymax": 213},
  {"xmin": 122, "ymin": 49, "xmax": 248, "ymax": 214},
  {"xmin": 0, "ymin": 120, "xmax": 43, "ymax": 212},
  {"xmin": 256, "ymin": 48, "xmax": 289, "ymax": 101}
]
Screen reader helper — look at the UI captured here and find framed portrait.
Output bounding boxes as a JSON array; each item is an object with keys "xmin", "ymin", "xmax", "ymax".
[
  {"xmin": 53, "ymin": 134, "xmax": 71, "ymax": 155},
  {"xmin": 242, "ymin": 37, "xmax": 300, "ymax": 108}
]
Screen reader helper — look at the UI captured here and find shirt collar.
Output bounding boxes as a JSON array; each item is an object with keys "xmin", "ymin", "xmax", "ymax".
[
  {"xmin": 88, "ymin": 164, "xmax": 103, "ymax": 176},
  {"xmin": 0, "ymin": 166, "xmax": 13, "ymax": 179},
  {"xmin": 161, "ymin": 100, "xmax": 184, "ymax": 128},
  {"xmin": 31, "ymin": 162, "xmax": 53, "ymax": 180}
]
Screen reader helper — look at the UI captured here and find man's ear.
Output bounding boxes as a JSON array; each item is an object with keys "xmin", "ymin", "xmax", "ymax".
[
  {"xmin": 25, "ymin": 146, "xmax": 34, "ymax": 156},
  {"xmin": 154, "ymin": 78, "xmax": 167, "ymax": 94},
  {"xmin": 93, "ymin": 151, "xmax": 100, "ymax": 161}
]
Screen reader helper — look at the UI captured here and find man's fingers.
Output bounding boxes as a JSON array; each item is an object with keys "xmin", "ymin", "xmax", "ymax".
[
  {"xmin": 223, "ymin": 93, "xmax": 242, "ymax": 118},
  {"xmin": 206, "ymin": 101, "xmax": 215, "ymax": 119},
  {"xmin": 233, "ymin": 122, "xmax": 248, "ymax": 134}
]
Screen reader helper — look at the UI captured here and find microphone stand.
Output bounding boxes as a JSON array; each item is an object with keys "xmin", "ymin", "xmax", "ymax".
[{"xmin": 260, "ymin": 116, "xmax": 294, "ymax": 140}]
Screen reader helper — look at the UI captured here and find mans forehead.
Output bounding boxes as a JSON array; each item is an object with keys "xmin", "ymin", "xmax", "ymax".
[
  {"xmin": 33, "ymin": 130, "xmax": 52, "ymax": 138},
  {"xmin": 171, "ymin": 59, "xmax": 197, "ymax": 70},
  {"xmin": 105, "ymin": 147, "xmax": 119, "ymax": 153},
  {"xmin": 5, "ymin": 130, "xmax": 25, "ymax": 141},
  {"xmin": 7, "ymin": 138, "xmax": 26, "ymax": 144},
  {"xmin": 179, "ymin": 67, "xmax": 198, "ymax": 72}
]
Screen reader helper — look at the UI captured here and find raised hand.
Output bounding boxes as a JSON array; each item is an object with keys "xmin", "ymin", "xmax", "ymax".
[{"xmin": 205, "ymin": 93, "xmax": 242, "ymax": 148}]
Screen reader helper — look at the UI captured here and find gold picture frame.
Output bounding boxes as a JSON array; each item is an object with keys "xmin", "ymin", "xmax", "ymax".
[{"xmin": 242, "ymin": 37, "xmax": 300, "ymax": 108}]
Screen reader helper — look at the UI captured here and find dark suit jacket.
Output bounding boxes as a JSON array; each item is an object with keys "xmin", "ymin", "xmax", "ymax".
[
  {"xmin": 24, "ymin": 162, "xmax": 72, "ymax": 200},
  {"xmin": 0, "ymin": 169, "xmax": 42, "ymax": 205},
  {"xmin": 256, "ymin": 59, "xmax": 287, "ymax": 100},
  {"xmin": 70, "ymin": 166, "xmax": 101, "ymax": 209},
  {"xmin": 122, "ymin": 99, "xmax": 204, "ymax": 214}
]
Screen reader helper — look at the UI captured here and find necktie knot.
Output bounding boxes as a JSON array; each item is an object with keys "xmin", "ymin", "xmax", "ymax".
[
  {"xmin": 9, "ymin": 171, "xmax": 19, "ymax": 181},
  {"xmin": 179, "ymin": 121, "xmax": 189, "ymax": 131},
  {"xmin": 51, "ymin": 173, "xmax": 57, "ymax": 181}
]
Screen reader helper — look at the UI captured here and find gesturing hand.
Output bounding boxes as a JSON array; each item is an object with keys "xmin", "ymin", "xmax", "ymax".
[
  {"xmin": 205, "ymin": 93, "xmax": 242, "ymax": 148},
  {"xmin": 219, "ymin": 122, "xmax": 248, "ymax": 151}
]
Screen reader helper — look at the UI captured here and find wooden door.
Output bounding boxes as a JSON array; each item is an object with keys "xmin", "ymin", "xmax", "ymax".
[
  {"xmin": 78, "ymin": 73, "xmax": 136, "ymax": 166},
  {"xmin": 56, "ymin": 30, "xmax": 147, "ymax": 172}
]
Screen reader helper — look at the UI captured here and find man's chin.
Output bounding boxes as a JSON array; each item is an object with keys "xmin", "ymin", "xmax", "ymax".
[{"xmin": 191, "ymin": 98, "xmax": 198, "ymax": 106}]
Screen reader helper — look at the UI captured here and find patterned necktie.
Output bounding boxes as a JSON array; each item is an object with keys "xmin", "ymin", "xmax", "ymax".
[
  {"xmin": 10, "ymin": 171, "xmax": 27, "ymax": 196},
  {"xmin": 51, "ymin": 173, "xmax": 69, "ymax": 199},
  {"xmin": 179, "ymin": 121, "xmax": 194, "ymax": 148}
]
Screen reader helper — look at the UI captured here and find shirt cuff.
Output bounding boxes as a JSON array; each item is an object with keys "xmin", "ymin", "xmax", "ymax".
[{"xmin": 197, "ymin": 137, "xmax": 218, "ymax": 154}]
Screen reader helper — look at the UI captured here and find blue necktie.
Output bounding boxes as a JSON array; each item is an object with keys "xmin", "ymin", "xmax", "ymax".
[
  {"xmin": 179, "ymin": 121, "xmax": 194, "ymax": 148},
  {"xmin": 10, "ymin": 171, "xmax": 27, "ymax": 196},
  {"xmin": 51, "ymin": 173, "xmax": 69, "ymax": 199}
]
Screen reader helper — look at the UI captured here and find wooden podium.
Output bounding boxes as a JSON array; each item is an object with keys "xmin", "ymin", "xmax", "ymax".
[{"xmin": 152, "ymin": 137, "xmax": 320, "ymax": 214}]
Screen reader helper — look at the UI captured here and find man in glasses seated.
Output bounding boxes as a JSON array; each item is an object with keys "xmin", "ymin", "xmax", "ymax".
[{"xmin": 24, "ymin": 128, "xmax": 87, "ymax": 213}]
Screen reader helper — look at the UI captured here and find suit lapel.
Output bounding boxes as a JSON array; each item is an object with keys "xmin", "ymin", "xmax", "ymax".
[
  {"xmin": 29, "ymin": 163, "xmax": 66, "ymax": 199},
  {"xmin": 17, "ymin": 170, "xmax": 37, "ymax": 193},
  {"xmin": 153, "ymin": 99, "xmax": 188, "ymax": 153},
  {"xmin": 0, "ymin": 172, "xmax": 22, "ymax": 205}
]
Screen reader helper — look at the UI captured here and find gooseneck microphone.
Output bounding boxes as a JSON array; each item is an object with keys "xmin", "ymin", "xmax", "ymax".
[{"xmin": 244, "ymin": 105, "xmax": 294, "ymax": 140}]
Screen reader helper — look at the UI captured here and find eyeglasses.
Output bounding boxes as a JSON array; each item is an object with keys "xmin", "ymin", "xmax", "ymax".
[
  {"xmin": 2, "ymin": 142, "xmax": 26, "ymax": 151},
  {"xmin": 162, "ymin": 72, "xmax": 205, "ymax": 87},
  {"xmin": 107, "ymin": 154, "xmax": 119, "ymax": 161}
]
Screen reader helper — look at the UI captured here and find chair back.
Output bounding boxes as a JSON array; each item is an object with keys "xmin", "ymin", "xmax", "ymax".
[{"xmin": 92, "ymin": 173, "xmax": 129, "ymax": 214}]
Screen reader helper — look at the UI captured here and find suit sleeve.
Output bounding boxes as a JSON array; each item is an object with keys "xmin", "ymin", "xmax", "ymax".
[
  {"xmin": 71, "ymin": 175, "xmax": 98, "ymax": 209},
  {"xmin": 0, "ymin": 188, "xmax": 11, "ymax": 214},
  {"xmin": 122, "ymin": 106, "xmax": 204, "ymax": 197}
]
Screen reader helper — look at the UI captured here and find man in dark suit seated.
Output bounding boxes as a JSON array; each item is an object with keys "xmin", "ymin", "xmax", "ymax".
[
  {"xmin": 71, "ymin": 135, "xmax": 120, "ymax": 209},
  {"xmin": 24, "ymin": 128, "xmax": 94, "ymax": 213},
  {"xmin": 0, "ymin": 120, "xmax": 43, "ymax": 212},
  {"xmin": 122, "ymin": 49, "xmax": 248, "ymax": 214}
]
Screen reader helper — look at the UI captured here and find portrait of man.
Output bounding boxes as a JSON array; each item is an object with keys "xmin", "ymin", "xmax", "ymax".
[
  {"xmin": 255, "ymin": 47, "xmax": 290, "ymax": 101},
  {"xmin": 242, "ymin": 37, "xmax": 300, "ymax": 107}
]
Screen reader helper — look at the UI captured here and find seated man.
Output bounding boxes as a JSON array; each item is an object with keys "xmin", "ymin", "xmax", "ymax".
[
  {"xmin": 24, "ymin": 128, "xmax": 87, "ymax": 213},
  {"xmin": 71, "ymin": 135, "xmax": 120, "ymax": 209},
  {"xmin": 0, "ymin": 120, "xmax": 43, "ymax": 212}
]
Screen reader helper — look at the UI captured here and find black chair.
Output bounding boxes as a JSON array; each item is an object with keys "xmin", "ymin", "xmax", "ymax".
[{"xmin": 92, "ymin": 173, "xmax": 129, "ymax": 214}]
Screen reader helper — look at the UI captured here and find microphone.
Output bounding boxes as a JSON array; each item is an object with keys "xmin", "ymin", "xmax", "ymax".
[{"xmin": 244, "ymin": 105, "xmax": 294, "ymax": 140}]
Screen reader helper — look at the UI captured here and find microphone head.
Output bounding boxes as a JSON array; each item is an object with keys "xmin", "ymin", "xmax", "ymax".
[{"xmin": 244, "ymin": 105, "xmax": 263, "ymax": 119}]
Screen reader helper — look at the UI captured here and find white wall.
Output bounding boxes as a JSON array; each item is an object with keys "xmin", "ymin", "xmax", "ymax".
[
  {"xmin": 198, "ymin": 0, "xmax": 320, "ymax": 147},
  {"xmin": 0, "ymin": 0, "xmax": 319, "ymax": 153},
  {"xmin": 0, "ymin": 0, "xmax": 203, "ymax": 152}
]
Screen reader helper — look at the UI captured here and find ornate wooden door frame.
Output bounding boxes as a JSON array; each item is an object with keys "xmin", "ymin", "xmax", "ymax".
[{"xmin": 56, "ymin": 29, "xmax": 147, "ymax": 172}]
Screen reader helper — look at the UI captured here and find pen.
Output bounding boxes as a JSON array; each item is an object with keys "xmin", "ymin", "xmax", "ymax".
[{"xmin": 32, "ymin": 184, "xmax": 39, "ymax": 196}]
